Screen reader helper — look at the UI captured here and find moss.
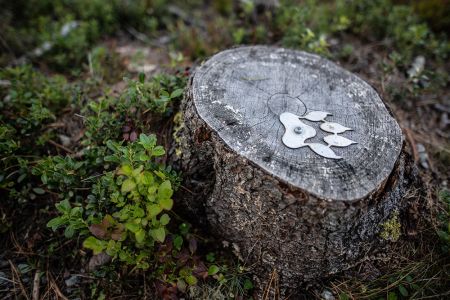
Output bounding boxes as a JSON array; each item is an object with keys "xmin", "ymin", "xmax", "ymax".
[
  {"xmin": 172, "ymin": 111, "xmax": 185, "ymax": 157},
  {"xmin": 380, "ymin": 211, "xmax": 401, "ymax": 242}
]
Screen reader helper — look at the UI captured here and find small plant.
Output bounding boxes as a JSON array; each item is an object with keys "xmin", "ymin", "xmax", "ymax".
[
  {"xmin": 47, "ymin": 199, "xmax": 88, "ymax": 238},
  {"xmin": 437, "ymin": 189, "xmax": 450, "ymax": 253},
  {"xmin": 275, "ymin": 4, "xmax": 330, "ymax": 56},
  {"xmin": 81, "ymin": 73, "xmax": 185, "ymax": 146},
  {"xmin": 0, "ymin": 65, "xmax": 74, "ymax": 203},
  {"xmin": 0, "ymin": 0, "xmax": 162, "ymax": 71},
  {"xmin": 334, "ymin": 0, "xmax": 449, "ymax": 62},
  {"xmin": 47, "ymin": 134, "xmax": 177, "ymax": 269}
]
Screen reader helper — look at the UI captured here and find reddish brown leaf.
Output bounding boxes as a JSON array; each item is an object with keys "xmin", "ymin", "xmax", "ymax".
[
  {"xmin": 89, "ymin": 224, "xmax": 107, "ymax": 239},
  {"xmin": 176, "ymin": 249, "xmax": 190, "ymax": 266},
  {"xmin": 101, "ymin": 215, "xmax": 114, "ymax": 228},
  {"xmin": 193, "ymin": 261, "xmax": 208, "ymax": 279},
  {"xmin": 130, "ymin": 131, "xmax": 137, "ymax": 141},
  {"xmin": 111, "ymin": 223, "xmax": 125, "ymax": 241},
  {"xmin": 188, "ymin": 238, "xmax": 197, "ymax": 254}
]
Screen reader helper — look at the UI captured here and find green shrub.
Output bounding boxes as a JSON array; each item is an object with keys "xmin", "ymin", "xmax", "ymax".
[
  {"xmin": 275, "ymin": 2, "xmax": 330, "ymax": 55},
  {"xmin": 334, "ymin": 0, "xmax": 449, "ymax": 61},
  {"xmin": 0, "ymin": 0, "xmax": 161, "ymax": 71},
  {"xmin": 437, "ymin": 189, "xmax": 450, "ymax": 253},
  {"xmin": 0, "ymin": 65, "xmax": 75, "ymax": 202},
  {"xmin": 82, "ymin": 73, "xmax": 185, "ymax": 146},
  {"xmin": 45, "ymin": 134, "xmax": 177, "ymax": 269}
]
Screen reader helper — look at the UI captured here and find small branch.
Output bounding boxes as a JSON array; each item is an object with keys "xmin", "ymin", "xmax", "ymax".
[
  {"xmin": 32, "ymin": 270, "xmax": 41, "ymax": 300},
  {"xmin": 180, "ymin": 185, "xmax": 194, "ymax": 195},
  {"xmin": 45, "ymin": 122, "xmax": 66, "ymax": 129},
  {"xmin": 262, "ymin": 269, "xmax": 279, "ymax": 300},
  {"xmin": 47, "ymin": 139, "xmax": 74, "ymax": 154},
  {"xmin": 74, "ymin": 113, "xmax": 86, "ymax": 119},
  {"xmin": 49, "ymin": 273, "xmax": 69, "ymax": 300},
  {"xmin": 9, "ymin": 260, "xmax": 30, "ymax": 300}
]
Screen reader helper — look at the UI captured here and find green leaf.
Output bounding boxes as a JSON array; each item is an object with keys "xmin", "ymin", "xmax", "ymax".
[
  {"xmin": 56, "ymin": 199, "xmax": 71, "ymax": 213},
  {"xmin": 125, "ymin": 222, "xmax": 140, "ymax": 233},
  {"xmin": 398, "ymin": 284, "xmax": 409, "ymax": 297},
  {"xmin": 121, "ymin": 179, "xmax": 136, "ymax": 193},
  {"xmin": 243, "ymin": 278, "xmax": 254, "ymax": 290},
  {"xmin": 106, "ymin": 140, "xmax": 120, "ymax": 152},
  {"xmin": 159, "ymin": 197, "xmax": 173, "ymax": 211},
  {"xmin": 139, "ymin": 153, "xmax": 150, "ymax": 161},
  {"xmin": 70, "ymin": 206, "xmax": 83, "ymax": 217},
  {"xmin": 206, "ymin": 252, "xmax": 215, "ymax": 262},
  {"xmin": 154, "ymin": 170, "xmax": 166, "ymax": 179},
  {"xmin": 106, "ymin": 240, "xmax": 120, "ymax": 256},
  {"xmin": 118, "ymin": 164, "xmax": 133, "ymax": 176},
  {"xmin": 41, "ymin": 173, "xmax": 48, "ymax": 184},
  {"xmin": 173, "ymin": 235, "xmax": 183, "ymax": 250},
  {"xmin": 387, "ymin": 292, "xmax": 398, "ymax": 300},
  {"xmin": 437, "ymin": 230, "xmax": 449, "ymax": 241},
  {"xmin": 141, "ymin": 171, "xmax": 154, "ymax": 185},
  {"xmin": 133, "ymin": 207, "xmax": 145, "ymax": 218},
  {"xmin": 47, "ymin": 217, "xmax": 65, "ymax": 230},
  {"xmin": 161, "ymin": 90, "xmax": 170, "ymax": 97},
  {"xmin": 170, "ymin": 88, "xmax": 184, "ymax": 99},
  {"xmin": 64, "ymin": 225, "xmax": 75, "ymax": 238},
  {"xmin": 148, "ymin": 204, "xmax": 162, "ymax": 218},
  {"xmin": 138, "ymin": 72, "xmax": 145, "ymax": 83},
  {"xmin": 208, "ymin": 265, "xmax": 220, "ymax": 275},
  {"xmin": 139, "ymin": 134, "xmax": 156, "ymax": 150},
  {"xmin": 339, "ymin": 293, "xmax": 349, "ymax": 300},
  {"xmin": 32, "ymin": 187, "xmax": 45, "ymax": 195},
  {"xmin": 185, "ymin": 274, "xmax": 198, "ymax": 286},
  {"xmin": 132, "ymin": 165, "xmax": 143, "ymax": 178},
  {"xmin": 179, "ymin": 223, "xmax": 190, "ymax": 235},
  {"xmin": 135, "ymin": 229, "xmax": 146, "ymax": 243},
  {"xmin": 104, "ymin": 155, "xmax": 119, "ymax": 163},
  {"xmin": 150, "ymin": 227, "xmax": 166, "ymax": 243},
  {"xmin": 83, "ymin": 236, "xmax": 106, "ymax": 255},
  {"xmin": 159, "ymin": 214, "xmax": 170, "ymax": 226},
  {"xmin": 152, "ymin": 146, "xmax": 165, "ymax": 157},
  {"xmin": 157, "ymin": 180, "xmax": 173, "ymax": 200},
  {"xmin": 147, "ymin": 185, "xmax": 157, "ymax": 195}
]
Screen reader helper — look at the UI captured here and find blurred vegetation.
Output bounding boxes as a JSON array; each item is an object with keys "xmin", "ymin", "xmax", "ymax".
[{"xmin": 0, "ymin": 0, "xmax": 449, "ymax": 299}]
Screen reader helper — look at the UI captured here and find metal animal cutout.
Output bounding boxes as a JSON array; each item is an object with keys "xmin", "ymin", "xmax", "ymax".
[{"xmin": 280, "ymin": 111, "xmax": 357, "ymax": 159}]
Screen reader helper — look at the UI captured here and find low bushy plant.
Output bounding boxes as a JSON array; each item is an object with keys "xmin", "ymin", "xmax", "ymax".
[{"xmin": 46, "ymin": 134, "xmax": 176, "ymax": 269}]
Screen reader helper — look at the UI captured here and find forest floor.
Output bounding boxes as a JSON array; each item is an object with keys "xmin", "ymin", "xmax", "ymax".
[{"xmin": 0, "ymin": 1, "xmax": 449, "ymax": 299}]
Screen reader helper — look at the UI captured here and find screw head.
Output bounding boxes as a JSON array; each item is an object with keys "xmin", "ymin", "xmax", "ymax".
[{"xmin": 294, "ymin": 126, "xmax": 303, "ymax": 134}]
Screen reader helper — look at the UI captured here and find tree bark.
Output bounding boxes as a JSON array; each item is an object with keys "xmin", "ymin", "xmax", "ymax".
[{"xmin": 174, "ymin": 46, "xmax": 419, "ymax": 292}]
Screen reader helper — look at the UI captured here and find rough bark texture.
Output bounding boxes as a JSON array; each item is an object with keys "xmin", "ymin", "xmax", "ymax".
[{"xmin": 174, "ymin": 46, "xmax": 418, "ymax": 293}]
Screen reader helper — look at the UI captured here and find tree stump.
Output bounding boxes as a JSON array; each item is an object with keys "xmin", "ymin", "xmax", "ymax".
[{"xmin": 177, "ymin": 46, "xmax": 417, "ymax": 291}]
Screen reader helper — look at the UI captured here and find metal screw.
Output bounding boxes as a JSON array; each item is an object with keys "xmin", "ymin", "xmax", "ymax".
[{"xmin": 294, "ymin": 127, "xmax": 303, "ymax": 134}]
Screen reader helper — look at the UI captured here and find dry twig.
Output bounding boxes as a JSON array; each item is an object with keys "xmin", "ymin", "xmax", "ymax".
[
  {"xmin": 32, "ymin": 270, "xmax": 41, "ymax": 300},
  {"xmin": 9, "ymin": 260, "xmax": 30, "ymax": 300},
  {"xmin": 47, "ymin": 139, "xmax": 74, "ymax": 154}
]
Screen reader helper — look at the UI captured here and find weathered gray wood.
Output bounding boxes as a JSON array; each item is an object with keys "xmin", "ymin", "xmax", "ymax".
[
  {"xmin": 192, "ymin": 46, "xmax": 403, "ymax": 201},
  {"xmin": 175, "ymin": 46, "xmax": 418, "ymax": 293}
]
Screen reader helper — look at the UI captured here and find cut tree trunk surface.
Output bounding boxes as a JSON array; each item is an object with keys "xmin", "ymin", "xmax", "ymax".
[
  {"xmin": 192, "ymin": 46, "xmax": 403, "ymax": 201},
  {"xmin": 176, "ymin": 46, "xmax": 418, "ymax": 292}
]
